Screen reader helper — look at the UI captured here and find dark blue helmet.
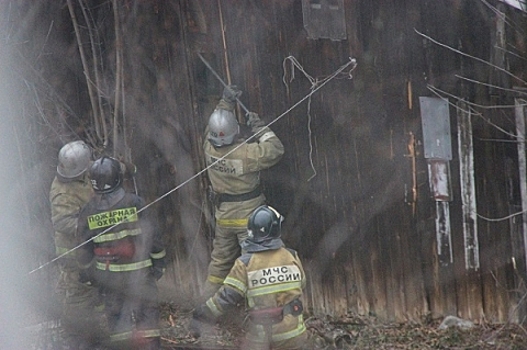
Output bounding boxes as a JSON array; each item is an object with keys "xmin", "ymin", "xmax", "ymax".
[
  {"xmin": 247, "ymin": 205, "xmax": 283, "ymax": 243},
  {"xmin": 89, "ymin": 156, "xmax": 122, "ymax": 193}
]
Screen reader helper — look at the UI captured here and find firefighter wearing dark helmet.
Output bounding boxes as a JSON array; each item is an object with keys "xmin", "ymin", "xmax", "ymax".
[
  {"xmin": 191, "ymin": 205, "xmax": 308, "ymax": 350},
  {"xmin": 77, "ymin": 156, "xmax": 166, "ymax": 350},
  {"xmin": 202, "ymin": 85, "xmax": 285, "ymax": 299}
]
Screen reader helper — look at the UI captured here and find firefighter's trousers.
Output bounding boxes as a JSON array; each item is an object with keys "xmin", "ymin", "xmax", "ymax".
[
  {"xmin": 241, "ymin": 314, "xmax": 308, "ymax": 350},
  {"xmin": 203, "ymin": 224, "xmax": 248, "ymax": 299},
  {"xmin": 56, "ymin": 259, "xmax": 108, "ymax": 347},
  {"xmin": 203, "ymin": 195, "xmax": 264, "ymax": 299},
  {"xmin": 95, "ymin": 267, "xmax": 161, "ymax": 350}
]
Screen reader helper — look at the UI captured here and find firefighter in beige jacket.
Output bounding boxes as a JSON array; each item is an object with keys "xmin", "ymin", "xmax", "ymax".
[
  {"xmin": 202, "ymin": 85, "xmax": 285, "ymax": 299},
  {"xmin": 49, "ymin": 140, "xmax": 107, "ymax": 348},
  {"xmin": 191, "ymin": 205, "xmax": 307, "ymax": 350}
]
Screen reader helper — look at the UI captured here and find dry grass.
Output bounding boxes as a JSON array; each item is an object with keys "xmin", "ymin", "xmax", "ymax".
[
  {"xmin": 158, "ymin": 302, "xmax": 527, "ymax": 350},
  {"xmin": 28, "ymin": 302, "xmax": 527, "ymax": 349}
]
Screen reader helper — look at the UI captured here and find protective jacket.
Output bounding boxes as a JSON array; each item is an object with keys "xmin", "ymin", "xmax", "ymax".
[
  {"xmin": 77, "ymin": 187, "xmax": 166, "ymax": 348},
  {"xmin": 202, "ymin": 238, "xmax": 307, "ymax": 349},
  {"xmin": 203, "ymin": 100, "xmax": 284, "ymax": 203},
  {"xmin": 202, "ymin": 99, "xmax": 285, "ymax": 297},
  {"xmin": 49, "ymin": 172, "xmax": 108, "ymax": 347},
  {"xmin": 50, "ymin": 172, "xmax": 93, "ymax": 258}
]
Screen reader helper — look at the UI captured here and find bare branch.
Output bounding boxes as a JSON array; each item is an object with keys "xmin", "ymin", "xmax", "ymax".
[
  {"xmin": 455, "ymin": 74, "xmax": 527, "ymax": 95},
  {"xmin": 112, "ymin": 0, "xmax": 123, "ymax": 157},
  {"xmin": 79, "ymin": 0, "xmax": 108, "ymax": 147},
  {"xmin": 414, "ymin": 28, "xmax": 527, "ymax": 86},
  {"xmin": 427, "ymin": 84, "xmax": 520, "ymax": 139},
  {"xmin": 66, "ymin": 0, "xmax": 102, "ymax": 142}
]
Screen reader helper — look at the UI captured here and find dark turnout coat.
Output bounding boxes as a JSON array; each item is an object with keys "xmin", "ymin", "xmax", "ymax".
[{"xmin": 77, "ymin": 187, "xmax": 166, "ymax": 346}]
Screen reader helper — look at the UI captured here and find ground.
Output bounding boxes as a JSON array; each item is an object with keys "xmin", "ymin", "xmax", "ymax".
[
  {"xmin": 29, "ymin": 302, "xmax": 527, "ymax": 349},
  {"xmin": 158, "ymin": 302, "xmax": 527, "ymax": 349}
]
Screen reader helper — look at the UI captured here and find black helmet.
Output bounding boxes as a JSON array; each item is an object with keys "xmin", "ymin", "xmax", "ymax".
[
  {"xmin": 247, "ymin": 205, "xmax": 283, "ymax": 243},
  {"xmin": 89, "ymin": 156, "xmax": 122, "ymax": 193}
]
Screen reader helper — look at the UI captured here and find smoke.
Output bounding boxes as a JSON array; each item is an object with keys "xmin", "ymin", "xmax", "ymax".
[{"xmin": 0, "ymin": 34, "xmax": 33, "ymax": 350}]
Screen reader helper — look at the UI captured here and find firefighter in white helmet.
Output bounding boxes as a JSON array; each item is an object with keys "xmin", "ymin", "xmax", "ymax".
[
  {"xmin": 201, "ymin": 85, "xmax": 285, "ymax": 299},
  {"xmin": 190, "ymin": 205, "xmax": 308, "ymax": 350},
  {"xmin": 49, "ymin": 140, "xmax": 108, "ymax": 348}
]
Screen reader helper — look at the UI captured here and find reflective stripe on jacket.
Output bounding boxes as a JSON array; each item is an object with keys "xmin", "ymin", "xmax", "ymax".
[
  {"xmin": 206, "ymin": 247, "xmax": 306, "ymax": 343},
  {"xmin": 202, "ymin": 100, "xmax": 284, "ymax": 224},
  {"xmin": 78, "ymin": 190, "xmax": 165, "ymax": 272},
  {"xmin": 203, "ymin": 126, "xmax": 284, "ymax": 197}
]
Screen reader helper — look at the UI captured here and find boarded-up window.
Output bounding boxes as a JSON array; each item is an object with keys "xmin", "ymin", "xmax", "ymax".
[{"xmin": 302, "ymin": 0, "xmax": 347, "ymax": 41}]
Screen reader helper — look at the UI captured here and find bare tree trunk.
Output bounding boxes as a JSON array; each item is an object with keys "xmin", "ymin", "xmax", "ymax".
[
  {"xmin": 112, "ymin": 0, "xmax": 123, "ymax": 157},
  {"xmin": 80, "ymin": 0, "xmax": 108, "ymax": 147},
  {"xmin": 66, "ymin": 0, "xmax": 102, "ymax": 143}
]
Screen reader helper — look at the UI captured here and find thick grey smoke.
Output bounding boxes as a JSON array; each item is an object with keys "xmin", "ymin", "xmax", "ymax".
[{"xmin": 0, "ymin": 37, "xmax": 32, "ymax": 350}]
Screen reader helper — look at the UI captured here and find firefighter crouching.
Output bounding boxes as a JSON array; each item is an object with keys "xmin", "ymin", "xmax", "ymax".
[
  {"xmin": 77, "ymin": 156, "xmax": 166, "ymax": 350},
  {"xmin": 202, "ymin": 85, "xmax": 285, "ymax": 299},
  {"xmin": 190, "ymin": 205, "xmax": 308, "ymax": 350},
  {"xmin": 49, "ymin": 140, "xmax": 108, "ymax": 348}
]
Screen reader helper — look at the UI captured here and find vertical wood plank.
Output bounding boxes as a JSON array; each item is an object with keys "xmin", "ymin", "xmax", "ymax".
[
  {"xmin": 457, "ymin": 101, "xmax": 479, "ymax": 270},
  {"xmin": 515, "ymin": 99, "xmax": 527, "ymax": 275}
]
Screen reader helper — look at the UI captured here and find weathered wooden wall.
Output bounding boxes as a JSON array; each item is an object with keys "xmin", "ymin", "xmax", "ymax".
[
  {"xmin": 171, "ymin": 0, "xmax": 526, "ymax": 322},
  {"xmin": 8, "ymin": 0, "xmax": 527, "ymax": 323},
  {"xmin": 149, "ymin": 0, "xmax": 527, "ymax": 322}
]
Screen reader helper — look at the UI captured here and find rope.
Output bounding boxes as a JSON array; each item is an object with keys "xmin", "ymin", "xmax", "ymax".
[
  {"xmin": 283, "ymin": 56, "xmax": 357, "ymax": 181},
  {"xmin": 29, "ymin": 57, "xmax": 357, "ymax": 274}
]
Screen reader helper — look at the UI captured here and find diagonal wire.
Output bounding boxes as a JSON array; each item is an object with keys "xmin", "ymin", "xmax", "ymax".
[{"xmin": 29, "ymin": 57, "xmax": 357, "ymax": 275}]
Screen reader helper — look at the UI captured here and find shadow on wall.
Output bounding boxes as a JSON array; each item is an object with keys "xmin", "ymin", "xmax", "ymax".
[
  {"xmin": 273, "ymin": 139, "xmax": 406, "ymax": 285},
  {"xmin": 130, "ymin": 108, "xmax": 209, "ymax": 301}
]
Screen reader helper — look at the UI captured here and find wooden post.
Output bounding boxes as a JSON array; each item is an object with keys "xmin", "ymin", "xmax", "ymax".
[
  {"xmin": 514, "ymin": 98, "xmax": 527, "ymax": 275},
  {"xmin": 457, "ymin": 101, "xmax": 479, "ymax": 270}
]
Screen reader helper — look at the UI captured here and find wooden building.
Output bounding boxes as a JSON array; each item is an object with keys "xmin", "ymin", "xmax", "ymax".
[{"xmin": 6, "ymin": 0, "xmax": 527, "ymax": 324}]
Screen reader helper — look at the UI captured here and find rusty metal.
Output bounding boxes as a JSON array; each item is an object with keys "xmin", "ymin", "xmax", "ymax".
[{"xmin": 427, "ymin": 159, "xmax": 451, "ymax": 201}]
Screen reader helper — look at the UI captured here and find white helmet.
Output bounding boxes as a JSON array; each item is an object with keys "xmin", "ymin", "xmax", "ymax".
[
  {"xmin": 208, "ymin": 109, "xmax": 239, "ymax": 147},
  {"xmin": 57, "ymin": 140, "xmax": 92, "ymax": 179}
]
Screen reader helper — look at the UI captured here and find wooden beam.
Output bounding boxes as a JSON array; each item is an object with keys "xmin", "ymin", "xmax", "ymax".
[
  {"xmin": 457, "ymin": 101, "xmax": 479, "ymax": 270},
  {"xmin": 514, "ymin": 98, "xmax": 527, "ymax": 275}
]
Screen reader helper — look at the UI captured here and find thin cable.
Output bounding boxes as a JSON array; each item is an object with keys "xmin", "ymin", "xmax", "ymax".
[
  {"xmin": 29, "ymin": 57, "xmax": 357, "ymax": 275},
  {"xmin": 282, "ymin": 56, "xmax": 357, "ymax": 181},
  {"xmin": 477, "ymin": 210, "xmax": 527, "ymax": 222}
]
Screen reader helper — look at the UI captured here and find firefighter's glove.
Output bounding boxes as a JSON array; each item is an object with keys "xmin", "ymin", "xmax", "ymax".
[
  {"xmin": 124, "ymin": 162, "xmax": 137, "ymax": 177},
  {"xmin": 78, "ymin": 268, "xmax": 93, "ymax": 285},
  {"xmin": 116, "ymin": 157, "xmax": 137, "ymax": 178},
  {"xmin": 222, "ymin": 85, "xmax": 242, "ymax": 104},
  {"xmin": 193, "ymin": 304, "xmax": 216, "ymax": 324},
  {"xmin": 189, "ymin": 304, "xmax": 214, "ymax": 338},
  {"xmin": 188, "ymin": 318, "xmax": 202, "ymax": 338},
  {"xmin": 246, "ymin": 112, "xmax": 265, "ymax": 131},
  {"xmin": 151, "ymin": 258, "xmax": 166, "ymax": 281}
]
